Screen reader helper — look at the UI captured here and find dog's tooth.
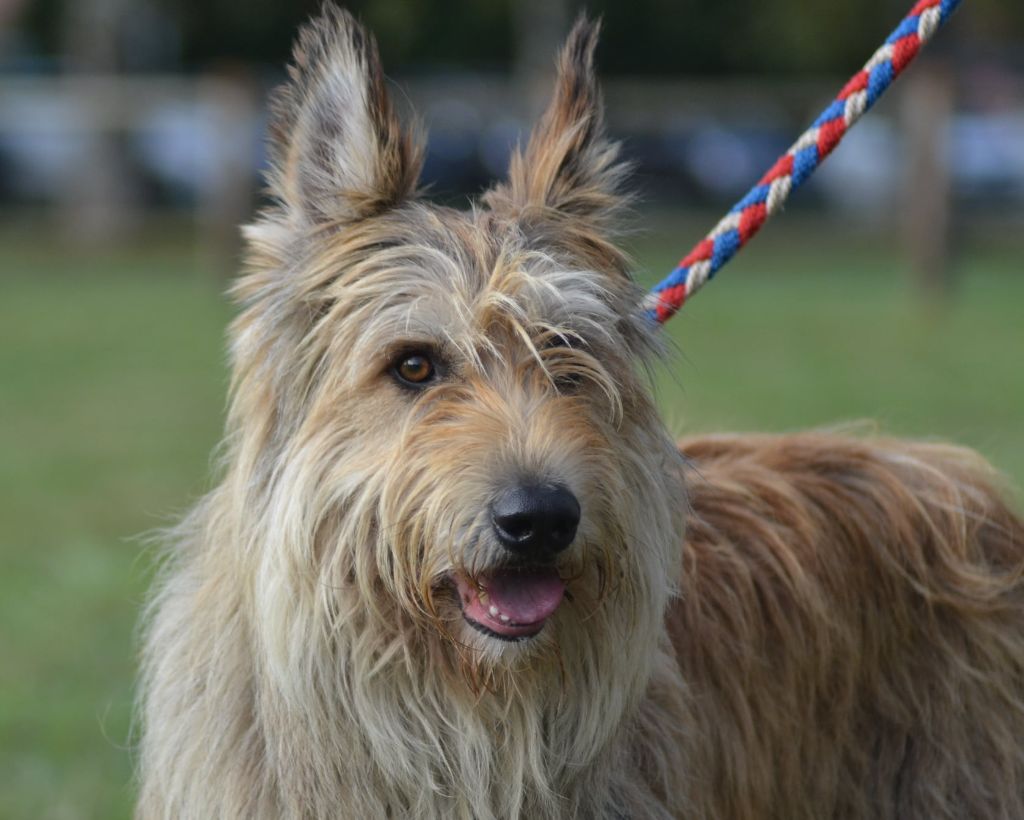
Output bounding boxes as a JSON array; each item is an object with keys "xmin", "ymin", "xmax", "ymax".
[
  {"xmin": 488, "ymin": 605, "xmax": 499, "ymax": 617},
  {"xmin": 499, "ymin": 614, "xmax": 510, "ymax": 623}
]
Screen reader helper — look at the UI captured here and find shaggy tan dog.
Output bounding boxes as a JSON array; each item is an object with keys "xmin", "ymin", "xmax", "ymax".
[{"xmin": 137, "ymin": 7, "xmax": 1024, "ymax": 818}]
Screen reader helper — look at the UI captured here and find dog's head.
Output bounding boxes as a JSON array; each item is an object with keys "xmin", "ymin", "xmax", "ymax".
[{"xmin": 233, "ymin": 6, "xmax": 684, "ymax": 685}]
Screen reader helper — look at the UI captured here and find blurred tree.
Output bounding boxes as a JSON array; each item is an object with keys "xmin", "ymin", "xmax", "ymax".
[
  {"xmin": 166, "ymin": 0, "xmax": 512, "ymax": 71},
  {"xmin": 15, "ymin": 0, "xmax": 1024, "ymax": 75}
]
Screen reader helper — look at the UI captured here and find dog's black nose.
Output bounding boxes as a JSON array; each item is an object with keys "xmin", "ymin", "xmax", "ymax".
[{"xmin": 490, "ymin": 483, "xmax": 580, "ymax": 558}]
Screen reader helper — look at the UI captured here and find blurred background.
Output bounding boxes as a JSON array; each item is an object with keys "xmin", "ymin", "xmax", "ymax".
[{"xmin": 1, "ymin": 0, "xmax": 1022, "ymax": 816}]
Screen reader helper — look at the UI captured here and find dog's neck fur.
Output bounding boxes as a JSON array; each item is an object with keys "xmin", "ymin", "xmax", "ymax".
[{"xmin": 255, "ymin": 596, "xmax": 686, "ymax": 819}]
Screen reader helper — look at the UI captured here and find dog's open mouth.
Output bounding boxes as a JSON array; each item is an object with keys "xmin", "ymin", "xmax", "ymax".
[{"xmin": 453, "ymin": 567, "xmax": 566, "ymax": 641}]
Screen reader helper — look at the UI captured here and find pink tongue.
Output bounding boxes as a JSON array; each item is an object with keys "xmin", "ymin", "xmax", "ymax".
[{"xmin": 482, "ymin": 567, "xmax": 565, "ymax": 624}]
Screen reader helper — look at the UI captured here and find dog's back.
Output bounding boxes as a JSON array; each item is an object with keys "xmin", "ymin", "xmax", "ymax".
[{"xmin": 672, "ymin": 432, "xmax": 1024, "ymax": 819}]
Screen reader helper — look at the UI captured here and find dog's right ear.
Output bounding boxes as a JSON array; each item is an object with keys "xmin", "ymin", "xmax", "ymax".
[{"xmin": 263, "ymin": 5, "xmax": 422, "ymax": 229}]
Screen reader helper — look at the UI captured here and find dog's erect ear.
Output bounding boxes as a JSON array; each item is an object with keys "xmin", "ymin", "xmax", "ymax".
[
  {"xmin": 487, "ymin": 16, "xmax": 627, "ymax": 227},
  {"xmin": 265, "ymin": 5, "xmax": 422, "ymax": 227}
]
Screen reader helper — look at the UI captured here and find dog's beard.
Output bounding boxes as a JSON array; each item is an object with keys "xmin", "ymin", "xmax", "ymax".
[
  {"xmin": 315, "ymin": 488, "xmax": 630, "ymax": 686},
  {"xmin": 413, "ymin": 518, "xmax": 629, "ymax": 690}
]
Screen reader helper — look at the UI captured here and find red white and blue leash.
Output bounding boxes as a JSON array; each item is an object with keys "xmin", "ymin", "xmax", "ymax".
[{"xmin": 646, "ymin": 0, "xmax": 964, "ymax": 324}]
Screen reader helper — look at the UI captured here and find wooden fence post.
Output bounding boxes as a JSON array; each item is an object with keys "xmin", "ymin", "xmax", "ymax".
[{"xmin": 901, "ymin": 58, "xmax": 955, "ymax": 303}]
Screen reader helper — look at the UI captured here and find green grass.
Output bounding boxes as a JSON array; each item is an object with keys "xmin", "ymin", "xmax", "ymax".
[
  {"xmin": 0, "ymin": 216, "xmax": 1021, "ymax": 818},
  {"xmin": 0, "ymin": 235, "xmax": 229, "ymax": 819}
]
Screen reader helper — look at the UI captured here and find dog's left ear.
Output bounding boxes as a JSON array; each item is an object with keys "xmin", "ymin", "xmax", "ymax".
[
  {"xmin": 264, "ymin": 5, "xmax": 422, "ymax": 228},
  {"xmin": 486, "ymin": 16, "xmax": 628, "ymax": 229}
]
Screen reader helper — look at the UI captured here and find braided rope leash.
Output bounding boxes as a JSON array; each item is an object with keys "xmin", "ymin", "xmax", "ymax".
[{"xmin": 646, "ymin": 0, "xmax": 964, "ymax": 324}]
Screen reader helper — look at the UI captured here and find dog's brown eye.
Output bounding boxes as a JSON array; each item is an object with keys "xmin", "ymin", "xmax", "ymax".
[{"xmin": 393, "ymin": 353, "xmax": 435, "ymax": 386}]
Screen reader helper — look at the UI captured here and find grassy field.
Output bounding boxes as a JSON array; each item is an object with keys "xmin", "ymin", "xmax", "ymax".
[{"xmin": 1, "ymin": 216, "xmax": 1021, "ymax": 818}]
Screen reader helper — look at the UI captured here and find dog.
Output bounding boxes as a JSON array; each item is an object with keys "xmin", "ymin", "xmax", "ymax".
[{"xmin": 137, "ymin": 7, "xmax": 1024, "ymax": 818}]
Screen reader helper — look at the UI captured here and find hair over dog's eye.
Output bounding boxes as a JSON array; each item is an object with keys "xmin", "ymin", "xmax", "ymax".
[
  {"xmin": 543, "ymin": 332, "xmax": 576, "ymax": 351},
  {"xmin": 541, "ymin": 333, "xmax": 586, "ymax": 390},
  {"xmin": 392, "ymin": 352, "xmax": 436, "ymax": 387}
]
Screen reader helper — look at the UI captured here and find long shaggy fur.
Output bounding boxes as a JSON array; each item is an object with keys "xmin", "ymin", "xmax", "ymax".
[
  {"xmin": 675, "ymin": 433, "xmax": 1024, "ymax": 819},
  {"xmin": 136, "ymin": 7, "xmax": 1024, "ymax": 818}
]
